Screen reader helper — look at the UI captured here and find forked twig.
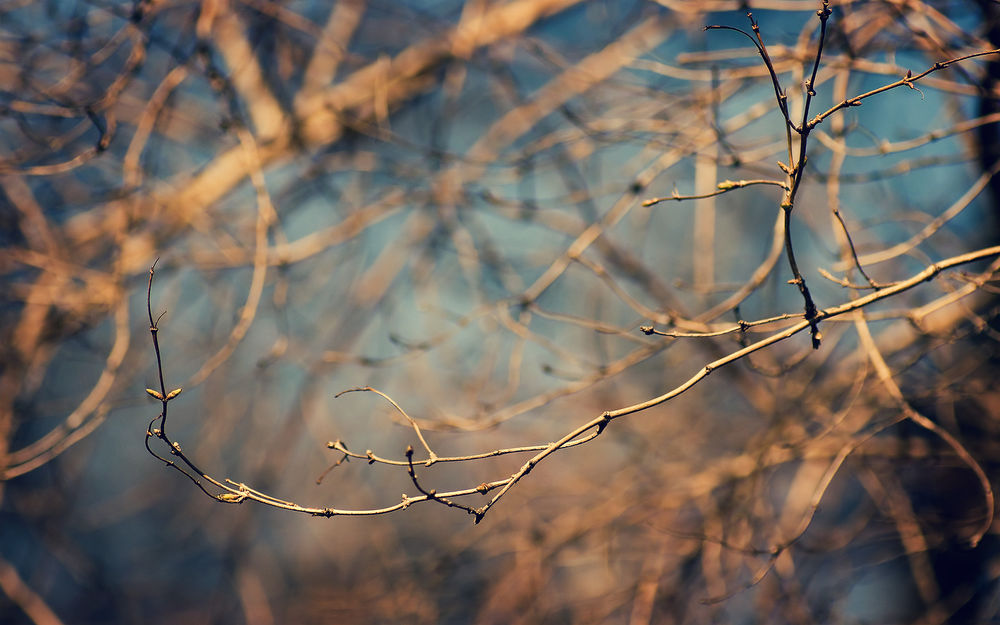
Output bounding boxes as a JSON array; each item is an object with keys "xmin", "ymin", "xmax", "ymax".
[{"xmin": 145, "ymin": 246, "xmax": 997, "ymax": 520}]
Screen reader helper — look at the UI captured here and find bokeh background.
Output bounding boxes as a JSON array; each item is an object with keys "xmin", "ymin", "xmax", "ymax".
[{"xmin": 3, "ymin": 0, "xmax": 1000, "ymax": 623}]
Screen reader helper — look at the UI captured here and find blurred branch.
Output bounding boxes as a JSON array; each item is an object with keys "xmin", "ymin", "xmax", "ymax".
[{"xmin": 0, "ymin": 557, "xmax": 65, "ymax": 625}]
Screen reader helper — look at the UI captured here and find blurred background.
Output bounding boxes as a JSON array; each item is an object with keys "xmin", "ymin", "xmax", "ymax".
[{"xmin": 3, "ymin": 0, "xmax": 1000, "ymax": 623}]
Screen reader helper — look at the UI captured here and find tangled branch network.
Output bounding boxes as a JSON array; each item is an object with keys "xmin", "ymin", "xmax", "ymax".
[{"xmin": 144, "ymin": 3, "xmax": 1000, "ymax": 548}]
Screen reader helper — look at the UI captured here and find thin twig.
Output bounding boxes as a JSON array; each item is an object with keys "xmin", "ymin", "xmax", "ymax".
[
  {"xmin": 336, "ymin": 387, "xmax": 437, "ymax": 462},
  {"xmin": 145, "ymin": 242, "xmax": 1000, "ymax": 520},
  {"xmin": 642, "ymin": 179, "xmax": 788, "ymax": 207},
  {"xmin": 808, "ymin": 48, "xmax": 1000, "ymax": 129}
]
